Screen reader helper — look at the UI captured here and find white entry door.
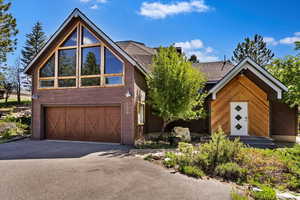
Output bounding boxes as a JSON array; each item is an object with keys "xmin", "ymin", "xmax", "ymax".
[{"xmin": 230, "ymin": 102, "xmax": 248, "ymax": 136}]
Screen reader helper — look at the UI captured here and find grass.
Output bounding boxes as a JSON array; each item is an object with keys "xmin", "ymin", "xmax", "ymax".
[
  {"xmin": 0, "ymin": 94, "xmax": 32, "ymax": 108},
  {"xmin": 0, "ymin": 98, "xmax": 31, "ymax": 108}
]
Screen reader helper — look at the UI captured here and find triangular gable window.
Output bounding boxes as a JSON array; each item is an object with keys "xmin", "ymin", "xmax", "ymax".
[
  {"xmin": 82, "ymin": 27, "xmax": 99, "ymax": 45},
  {"xmin": 40, "ymin": 54, "xmax": 55, "ymax": 77},
  {"xmin": 61, "ymin": 29, "xmax": 77, "ymax": 47}
]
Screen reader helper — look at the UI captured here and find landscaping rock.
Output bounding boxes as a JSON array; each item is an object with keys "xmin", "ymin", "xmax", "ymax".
[
  {"xmin": 277, "ymin": 192, "xmax": 299, "ymax": 200},
  {"xmin": 173, "ymin": 127, "xmax": 191, "ymax": 142}
]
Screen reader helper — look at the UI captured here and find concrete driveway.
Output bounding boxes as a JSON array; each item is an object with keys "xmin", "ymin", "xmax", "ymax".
[{"xmin": 0, "ymin": 139, "xmax": 232, "ymax": 200}]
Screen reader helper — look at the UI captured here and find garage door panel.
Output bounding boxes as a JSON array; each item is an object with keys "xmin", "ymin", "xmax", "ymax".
[
  {"xmin": 45, "ymin": 106, "xmax": 121, "ymax": 143},
  {"xmin": 104, "ymin": 107, "xmax": 121, "ymax": 142},
  {"xmin": 84, "ymin": 107, "xmax": 104, "ymax": 142},
  {"xmin": 46, "ymin": 107, "xmax": 66, "ymax": 139},
  {"xmin": 65, "ymin": 107, "xmax": 85, "ymax": 141}
]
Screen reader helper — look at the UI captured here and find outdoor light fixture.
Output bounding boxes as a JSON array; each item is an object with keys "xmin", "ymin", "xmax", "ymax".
[
  {"xmin": 125, "ymin": 91, "xmax": 132, "ymax": 98},
  {"xmin": 32, "ymin": 94, "xmax": 39, "ymax": 100}
]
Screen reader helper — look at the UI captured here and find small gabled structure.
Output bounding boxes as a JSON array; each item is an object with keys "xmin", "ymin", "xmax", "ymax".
[{"xmin": 206, "ymin": 57, "xmax": 296, "ymax": 141}]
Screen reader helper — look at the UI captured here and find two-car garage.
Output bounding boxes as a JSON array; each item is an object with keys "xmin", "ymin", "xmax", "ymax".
[{"xmin": 45, "ymin": 106, "xmax": 121, "ymax": 143}]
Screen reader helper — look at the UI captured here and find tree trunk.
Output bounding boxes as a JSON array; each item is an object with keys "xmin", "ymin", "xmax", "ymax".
[
  {"xmin": 5, "ymin": 92, "xmax": 9, "ymax": 104},
  {"xmin": 17, "ymin": 86, "xmax": 21, "ymax": 104},
  {"xmin": 160, "ymin": 120, "xmax": 168, "ymax": 137}
]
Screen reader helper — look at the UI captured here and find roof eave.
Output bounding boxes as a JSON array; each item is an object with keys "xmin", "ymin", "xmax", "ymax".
[{"xmin": 208, "ymin": 57, "xmax": 288, "ymax": 100}]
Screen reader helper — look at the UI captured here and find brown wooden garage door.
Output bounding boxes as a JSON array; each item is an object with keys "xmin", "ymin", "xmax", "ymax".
[{"xmin": 45, "ymin": 106, "xmax": 121, "ymax": 143}]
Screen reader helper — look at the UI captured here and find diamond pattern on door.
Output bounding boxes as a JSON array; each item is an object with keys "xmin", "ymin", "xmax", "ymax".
[
  {"xmin": 235, "ymin": 124, "xmax": 242, "ymax": 130},
  {"xmin": 235, "ymin": 115, "xmax": 242, "ymax": 121},
  {"xmin": 235, "ymin": 105, "xmax": 242, "ymax": 111}
]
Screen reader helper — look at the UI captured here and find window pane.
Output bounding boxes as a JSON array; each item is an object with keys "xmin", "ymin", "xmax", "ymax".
[
  {"xmin": 58, "ymin": 49, "xmax": 76, "ymax": 76},
  {"xmin": 81, "ymin": 77, "xmax": 100, "ymax": 87},
  {"xmin": 39, "ymin": 80, "xmax": 54, "ymax": 88},
  {"xmin": 138, "ymin": 103, "xmax": 145, "ymax": 124},
  {"xmin": 81, "ymin": 47, "xmax": 100, "ymax": 75},
  {"xmin": 40, "ymin": 55, "xmax": 55, "ymax": 77},
  {"xmin": 105, "ymin": 76, "xmax": 122, "ymax": 85},
  {"xmin": 58, "ymin": 79, "xmax": 76, "ymax": 87},
  {"xmin": 61, "ymin": 29, "xmax": 77, "ymax": 47},
  {"xmin": 82, "ymin": 27, "xmax": 99, "ymax": 45},
  {"xmin": 104, "ymin": 48, "xmax": 123, "ymax": 74}
]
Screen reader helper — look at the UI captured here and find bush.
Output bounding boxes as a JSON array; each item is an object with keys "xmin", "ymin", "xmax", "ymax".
[
  {"xmin": 2, "ymin": 114, "xmax": 31, "ymax": 127},
  {"xmin": 251, "ymin": 185, "xmax": 277, "ymax": 200},
  {"xmin": 180, "ymin": 166, "xmax": 205, "ymax": 178},
  {"xmin": 231, "ymin": 190, "xmax": 249, "ymax": 200},
  {"xmin": 163, "ymin": 152, "xmax": 177, "ymax": 168},
  {"xmin": 215, "ymin": 162, "xmax": 247, "ymax": 182},
  {"xmin": 199, "ymin": 127, "xmax": 244, "ymax": 171},
  {"xmin": 2, "ymin": 129, "xmax": 13, "ymax": 139},
  {"xmin": 135, "ymin": 138, "xmax": 176, "ymax": 149}
]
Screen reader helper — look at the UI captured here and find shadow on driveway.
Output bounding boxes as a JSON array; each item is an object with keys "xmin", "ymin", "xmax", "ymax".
[{"xmin": 0, "ymin": 139, "xmax": 131, "ymax": 160}]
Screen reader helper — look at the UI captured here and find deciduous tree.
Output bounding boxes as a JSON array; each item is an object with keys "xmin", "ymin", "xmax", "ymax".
[
  {"xmin": 147, "ymin": 46, "xmax": 207, "ymax": 134},
  {"xmin": 266, "ymin": 56, "xmax": 300, "ymax": 108}
]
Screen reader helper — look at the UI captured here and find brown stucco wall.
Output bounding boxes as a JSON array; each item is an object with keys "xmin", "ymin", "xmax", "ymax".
[{"xmin": 30, "ymin": 17, "xmax": 137, "ymax": 145}]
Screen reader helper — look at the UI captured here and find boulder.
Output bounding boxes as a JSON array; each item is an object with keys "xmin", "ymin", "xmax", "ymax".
[
  {"xmin": 173, "ymin": 127, "xmax": 191, "ymax": 142},
  {"xmin": 277, "ymin": 192, "xmax": 299, "ymax": 200}
]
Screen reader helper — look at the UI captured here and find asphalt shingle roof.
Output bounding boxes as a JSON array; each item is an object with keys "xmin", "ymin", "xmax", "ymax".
[{"xmin": 116, "ymin": 40, "xmax": 234, "ymax": 82}]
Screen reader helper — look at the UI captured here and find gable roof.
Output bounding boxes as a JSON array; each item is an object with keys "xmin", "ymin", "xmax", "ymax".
[
  {"xmin": 24, "ymin": 9, "xmax": 148, "ymax": 75},
  {"xmin": 208, "ymin": 57, "xmax": 288, "ymax": 100}
]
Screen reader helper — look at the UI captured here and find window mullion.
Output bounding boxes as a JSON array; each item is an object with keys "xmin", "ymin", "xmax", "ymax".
[
  {"xmin": 77, "ymin": 24, "xmax": 81, "ymax": 88},
  {"xmin": 100, "ymin": 45, "xmax": 105, "ymax": 86},
  {"xmin": 54, "ymin": 51, "xmax": 58, "ymax": 88}
]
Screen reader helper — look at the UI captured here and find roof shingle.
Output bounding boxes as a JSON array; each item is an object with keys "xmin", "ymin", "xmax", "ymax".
[{"xmin": 116, "ymin": 40, "xmax": 234, "ymax": 82}]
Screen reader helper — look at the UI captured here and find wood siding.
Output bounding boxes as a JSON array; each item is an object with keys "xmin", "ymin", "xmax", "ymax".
[
  {"xmin": 271, "ymin": 101, "xmax": 298, "ymax": 136},
  {"xmin": 211, "ymin": 74, "xmax": 270, "ymax": 137}
]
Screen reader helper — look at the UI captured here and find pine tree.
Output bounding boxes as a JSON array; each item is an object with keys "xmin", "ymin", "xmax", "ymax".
[
  {"xmin": 188, "ymin": 54, "xmax": 199, "ymax": 63},
  {"xmin": 295, "ymin": 41, "xmax": 300, "ymax": 50},
  {"xmin": 232, "ymin": 34, "xmax": 274, "ymax": 66},
  {"xmin": 21, "ymin": 22, "xmax": 46, "ymax": 66},
  {"xmin": 21, "ymin": 22, "xmax": 46, "ymax": 91},
  {"xmin": 0, "ymin": 0, "xmax": 18, "ymax": 64}
]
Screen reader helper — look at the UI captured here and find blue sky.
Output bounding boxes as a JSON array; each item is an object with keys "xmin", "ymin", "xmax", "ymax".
[{"xmin": 7, "ymin": 0, "xmax": 300, "ymax": 66}]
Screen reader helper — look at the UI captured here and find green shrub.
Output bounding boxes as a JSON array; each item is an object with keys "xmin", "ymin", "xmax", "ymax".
[
  {"xmin": 178, "ymin": 142, "xmax": 194, "ymax": 154},
  {"xmin": 194, "ymin": 152, "xmax": 210, "ymax": 172},
  {"xmin": 2, "ymin": 129, "xmax": 14, "ymax": 139},
  {"xmin": 180, "ymin": 166, "xmax": 205, "ymax": 178},
  {"xmin": 231, "ymin": 190, "xmax": 249, "ymax": 200},
  {"xmin": 251, "ymin": 185, "xmax": 277, "ymax": 200},
  {"xmin": 215, "ymin": 162, "xmax": 247, "ymax": 181},
  {"xmin": 163, "ymin": 152, "xmax": 177, "ymax": 168},
  {"xmin": 144, "ymin": 154, "xmax": 155, "ymax": 161},
  {"xmin": 200, "ymin": 127, "xmax": 244, "ymax": 171}
]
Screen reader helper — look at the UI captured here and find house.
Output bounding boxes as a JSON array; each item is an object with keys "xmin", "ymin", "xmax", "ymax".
[{"xmin": 24, "ymin": 9, "xmax": 298, "ymax": 145}]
